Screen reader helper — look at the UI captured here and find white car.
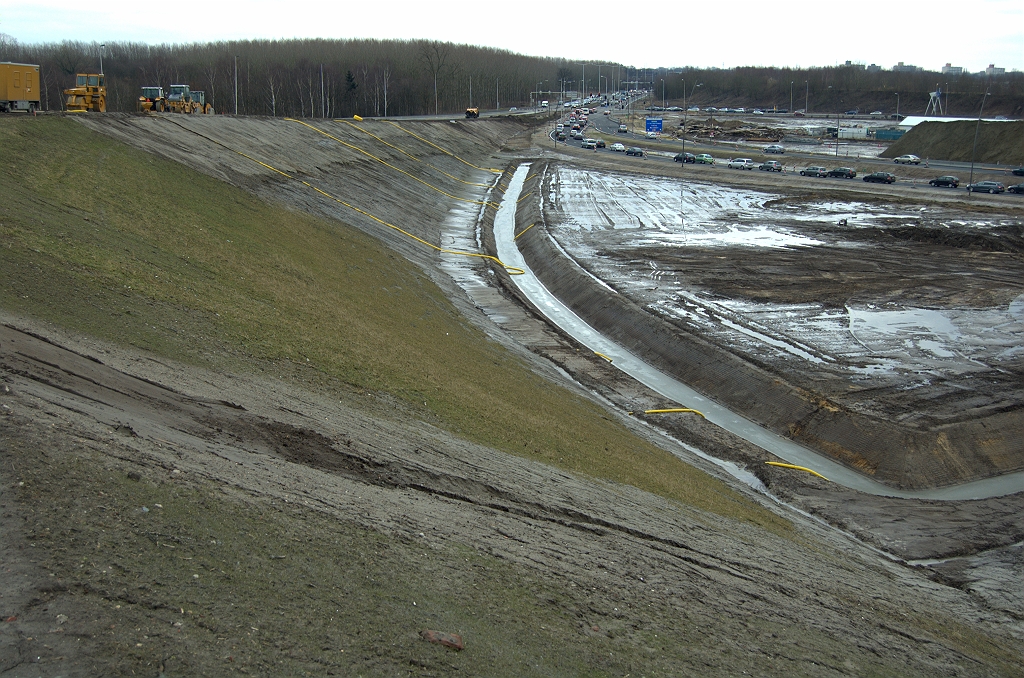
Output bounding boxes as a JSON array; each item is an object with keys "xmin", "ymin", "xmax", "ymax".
[
  {"xmin": 644, "ymin": 131, "xmax": 659, "ymax": 139},
  {"xmin": 610, "ymin": 142, "xmax": 626, "ymax": 152},
  {"xmin": 618, "ymin": 124, "xmax": 628, "ymax": 133},
  {"xmin": 894, "ymin": 154, "xmax": 921, "ymax": 165},
  {"xmin": 687, "ymin": 106, "xmax": 700, "ymax": 112},
  {"xmin": 727, "ymin": 158, "xmax": 756, "ymax": 170},
  {"xmin": 581, "ymin": 138, "xmax": 597, "ymax": 149}
]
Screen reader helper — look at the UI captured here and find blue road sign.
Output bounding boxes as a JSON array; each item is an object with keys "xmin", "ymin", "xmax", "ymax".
[{"xmin": 645, "ymin": 118, "xmax": 663, "ymax": 132}]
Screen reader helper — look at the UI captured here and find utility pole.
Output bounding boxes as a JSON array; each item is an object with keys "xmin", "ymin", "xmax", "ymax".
[
  {"xmin": 234, "ymin": 55, "xmax": 238, "ymax": 115},
  {"xmin": 790, "ymin": 80, "xmax": 793, "ymax": 113},
  {"xmin": 804, "ymin": 80, "xmax": 808, "ymax": 113},
  {"xmin": 967, "ymin": 91, "xmax": 990, "ymax": 198},
  {"xmin": 99, "ymin": 44, "xmax": 105, "ymax": 75},
  {"xmin": 496, "ymin": 77, "xmax": 499, "ymax": 110},
  {"xmin": 895, "ymin": 92, "xmax": 900, "ymax": 119}
]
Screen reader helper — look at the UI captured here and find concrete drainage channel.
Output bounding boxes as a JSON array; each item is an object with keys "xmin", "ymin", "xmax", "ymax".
[{"xmin": 494, "ymin": 162, "xmax": 1024, "ymax": 501}]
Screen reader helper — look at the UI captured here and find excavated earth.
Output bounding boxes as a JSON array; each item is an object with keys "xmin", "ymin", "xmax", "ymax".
[{"xmin": 1, "ymin": 113, "xmax": 1022, "ymax": 676}]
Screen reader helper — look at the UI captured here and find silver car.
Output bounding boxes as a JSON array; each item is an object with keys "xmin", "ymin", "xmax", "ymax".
[
  {"xmin": 763, "ymin": 144, "xmax": 785, "ymax": 154},
  {"xmin": 727, "ymin": 158, "xmax": 756, "ymax": 170},
  {"xmin": 894, "ymin": 154, "xmax": 921, "ymax": 165}
]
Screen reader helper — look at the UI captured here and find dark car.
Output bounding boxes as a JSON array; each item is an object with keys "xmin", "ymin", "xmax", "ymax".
[
  {"xmin": 863, "ymin": 171, "xmax": 896, "ymax": 184},
  {"xmin": 966, "ymin": 181, "xmax": 1005, "ymax": 194},
  {"xmin": 625, "ymin": 147, "xmax": 645, "ymax": 157},
  {"xmin": 595, "ymin": 139, "xmax": 606, "ymax": 148},
  {"xmin": 928, "ymin": 176, "xmax": 959, "ymax": 188},
  {"xmin": 1008, "ymin": 184, "xmax": 1024, "ymax": 194},
  {"xmin": 827, "ymin": 167, "xmax": 856, "ymax": 178},
  {"xmin": 556, "ymin": 131, "xmax": 567, "ymax": 141},
  {"xmin": 800, "ymin": 166, "xmax": 828, "ymax": 177},
  {"xmin": 1012, "ymin": 167, "xmax": 1024, "ymax": 176},
  {"xmin": 674, "ymin": 152, "xmax": 696, "ymax": 163}
]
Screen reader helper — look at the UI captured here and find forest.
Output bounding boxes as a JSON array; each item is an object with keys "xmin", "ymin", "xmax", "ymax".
[{"xmin": 2, "ymin": 34, "xmax": 1021, "ymax": 118}]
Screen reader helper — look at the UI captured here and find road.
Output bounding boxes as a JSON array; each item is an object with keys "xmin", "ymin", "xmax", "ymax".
[{"xmin": 547, "ymin": 104, "xmax": 1023, "ymax": 194}]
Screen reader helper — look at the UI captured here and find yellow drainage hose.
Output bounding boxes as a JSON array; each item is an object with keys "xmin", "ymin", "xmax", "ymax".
[
  {"xmin": 158, "ymin": 118, "xmax": 524, "ymax": 276},
  {"xmin": 338, "ymin": 119, "xmax": 494, "ymax": 189},
  {"xmin": 644, "ymin": 408, "xmax": 707, "ymax": 419},
  {"xmin": 765, "ymin": 461, "xmax": 829, "ymax": 481},
  {"xmin": 383, "ymin": 120, "xmax": 503, "ymax": 174},
  {"xmin": 287, "ymin": 118, "xmax": 500, "ymax": 211}
]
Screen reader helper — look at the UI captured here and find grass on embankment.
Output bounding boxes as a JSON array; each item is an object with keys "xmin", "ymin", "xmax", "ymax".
[{"xmin": 0, "ymin": 115, "xmax": 789, "ymax": 534}]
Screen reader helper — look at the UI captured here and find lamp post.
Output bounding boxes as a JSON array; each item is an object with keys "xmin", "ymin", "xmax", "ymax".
[
  {"xmin": 681, "ymin": 81, "xmax": 702, "ymax": 163},
  {"xmin": 804, "ymin": 80, "xmax": 809, "ymax": 114},
  {"xmin": 895, "ymin": 92, "xmax": 900, "ymax": 119},
  {"xmin": 790, "ymin": 80, "xmax": 793, "ymax": 113},
  {"xmin": 234, "ymin": 55, "xmax": 238, "ymax": 115},
  {"xmin": 967, "ymin": 91, "xmax": 991, "ymax": 198},
  {"xmin": 99, "ymin": 44, "xmax": 105, "ymax": 75}
]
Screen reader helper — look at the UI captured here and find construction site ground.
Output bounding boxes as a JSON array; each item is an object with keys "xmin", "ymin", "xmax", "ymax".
[{"xmin": 1, "ymin": 113, "xmax": 1022, "ymax": 676}]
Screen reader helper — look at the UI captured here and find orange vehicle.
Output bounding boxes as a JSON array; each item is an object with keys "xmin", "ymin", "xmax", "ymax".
[
  {"xmin": 0, "ymin": 62, "xmax": 41, "ymax": 113},
  {"xmin": 64, "ymin": 73, "xmax": 106, "ymax": 112}
]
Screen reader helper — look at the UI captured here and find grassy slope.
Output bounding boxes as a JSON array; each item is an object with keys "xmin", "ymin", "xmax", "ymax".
[
  {"xmin": 0, "ymin": 116, "xmax": 788, "ymax": 533},
  {"xmin": 881, "ymin": 120, "xmax": 1024, "ymax": 165}
]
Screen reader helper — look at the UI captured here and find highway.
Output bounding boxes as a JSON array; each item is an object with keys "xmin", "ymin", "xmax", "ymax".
[{"xmin": 545, "ymin": 101, "xmax": 1024, "ymax": 191}]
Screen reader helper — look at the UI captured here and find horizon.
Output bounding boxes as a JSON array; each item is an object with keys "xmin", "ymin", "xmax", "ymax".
[{"xmin": 2, "ymin": 0, "xmax": 1021, "ymax": 74}]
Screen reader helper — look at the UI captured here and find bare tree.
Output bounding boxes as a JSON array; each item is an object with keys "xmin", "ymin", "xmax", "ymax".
[{"xmin": 419, "ymin": 42, "xmax": 450, "ymax": 115}]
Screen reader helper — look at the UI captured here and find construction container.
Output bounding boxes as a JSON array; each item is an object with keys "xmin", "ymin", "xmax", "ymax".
[
  {"xmin": 874, "ymin": 129, "xmax": 906, "ymax": 141},
  {"xmin": 0, "ymin": 62, "xmax": 41, "ymax": 112}
]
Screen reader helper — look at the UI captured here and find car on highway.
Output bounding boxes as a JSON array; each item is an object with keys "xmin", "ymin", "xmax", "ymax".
[
  {"xmin": 827, "ymin": 167, "xmax": 857, "ymax": 178},
  {"xmin": 759, "ymin": 160, "xmax": 783, "ymax": 172},
  {"xmin": 610, "ymin": 142, "xmax": 626, "ymax": 152},
  {"xmin": 695, "ymin": 153, "xmax": 715, "ymax": 164},
  {"xmin": 625, "ymin": 147, "xmax": 645, "ymax": 157},
  {"xmin": 595, "ymin": 139, "xmax": 606, "ymax": 148},
  {"xmin": 1007, "ymin": 184, "xmax": 1024, "ymax": 194},
  {"xmin": 687, "ymin": 106, "xmax": 700, "ymax": 112},
  {"xmin": 573, "ymin": 131, "xmax": 585, "ymax": 140},
  {"xmin": 581, "ymin": 138, "xmax": 597, "ymax": 149},
  {"xmin": 704, "ymin": 107, "xmax": 717, "ymax": 112},
  {"xmin": 1012, "ymin": 167, "xmax": 1024, "ymax": 176},
  {"xmin": 870, "ymin": 110, "xmax": 883, "ymax": 116},
  {"xmin": 618, "ymin": 124, "xmax": 628, "ymax": 133},
  {"xmin": 728, "ymin": 158, "xmax": 756, "ymax": 170},
  {"xmin": 929, "ymin": 176, "xmax": 960, "ymax": 188},
  {"xmin": 863, "ymin": 171, "xmax": 897, "ymax": 184},
  {"xmin": 763, "ymin": 144, "xmax": 785, "ymax": 154},
  {"xmin": 845, "ymin": 109, "xmax": 859, "ymax": 115},
  {"xmin": 894, "ymin": 154, "xmax": 921, "ymax": 165},
  {"xmin": 674, "ymin": 152, "xmax": 696, "ymax": 163},
  {"xmin": 752, "ymin": 109, "xmax": 764, "ymax": 115},
  {"xmin": 556, "ymin": 132, "xmax": 567, "ymax": 141},
  {"xmin": 966, "ymin": 181, "xmax": 1005, "ymax": 194},
  {"xmin": 800, "ymin": 166, "xmax": 828, "ymax": 177},
  {"xmin": 644, "ymin": 131, "xmax": 659, "ymax": 139}
]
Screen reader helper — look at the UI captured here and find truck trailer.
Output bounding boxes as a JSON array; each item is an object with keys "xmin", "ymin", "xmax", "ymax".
[{"xmin": 0, "ymin": 62, "xmax": 41, "ymax": 113}]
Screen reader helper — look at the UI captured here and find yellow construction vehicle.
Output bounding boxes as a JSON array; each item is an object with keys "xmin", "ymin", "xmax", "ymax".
[
  {"xmin": 190, "ymin": 90, "xmax": 213, "ymax": 114},
  {"xmin": 64, "ymin": 73, "xmax": 106, "ymax": 112},
  {"xmin": 137, "ymin": 86, "xmax": 166, "ymax": 112},
  {"xmin": 465, "ymin": 107, "xmax": 480, "ymax": 118},
  {"xmin": 1, "ymin": 62, "xmax": 41, "ymax": 113}
]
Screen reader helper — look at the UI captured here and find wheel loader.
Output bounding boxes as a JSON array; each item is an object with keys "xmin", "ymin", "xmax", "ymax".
[
  {"xmin": 465, "ymin": 107, "xmax": 479, "ymax": 118},
  {"xmin": 64, "ymin": 73, "xmax": 106, "ymax": 112},
  {"xmin": 137, "ymin": 86, "xmax": 166, "ymax": 112}
]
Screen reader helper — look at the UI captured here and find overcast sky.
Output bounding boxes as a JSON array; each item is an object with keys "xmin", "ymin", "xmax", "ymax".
[{"xmin": 2, "ymin": 0, "xmax": 1021, "ymax": 74}]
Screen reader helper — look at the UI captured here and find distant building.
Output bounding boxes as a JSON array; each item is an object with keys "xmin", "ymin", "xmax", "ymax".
[
  {"xmin": 893, "ymin": 62, "xmax": 922, "ymax": 73},
  {"xmin": 941, "ymin": 63, "xmax": 964, "ymax": 75},
  {"xmin": 866, "ymin": 64, "xmax": 882, "ymax": 73},
  {"xmin": 985, "ymin": 64, "xmax": 1005, "ymax": 76},
  {"xmin": 843, "ymin": 60, "xmax": 866, "ymax": 70}
]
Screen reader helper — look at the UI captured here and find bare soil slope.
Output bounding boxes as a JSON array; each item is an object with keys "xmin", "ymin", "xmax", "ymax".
[{"xmin": 1, "ymin": 114, "xmax": 1022, "ymax": 676}]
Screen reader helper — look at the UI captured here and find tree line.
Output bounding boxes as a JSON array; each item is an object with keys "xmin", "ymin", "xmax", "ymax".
[{"xmin": 1, "ymin": 33, "xmax": 1020, "ymax": 118}]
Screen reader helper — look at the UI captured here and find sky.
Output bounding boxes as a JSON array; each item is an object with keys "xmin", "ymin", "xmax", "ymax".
[{"xmin": 1, "ymin": 0, "xmax": 1021, "ymax": 74}]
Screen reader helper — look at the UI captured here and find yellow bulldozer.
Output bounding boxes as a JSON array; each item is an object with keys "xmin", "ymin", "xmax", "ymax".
[
  {"xmin": 64, "ymin": 73, "xmax": 106, "ymax": 112},
  {"xmin": 465, "ymin": 107, "xmax": 480, "ymax": 118}
]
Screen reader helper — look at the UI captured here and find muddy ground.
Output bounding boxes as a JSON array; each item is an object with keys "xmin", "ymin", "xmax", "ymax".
[{"xmin": 2, "ymin": 114, "xmax": 1022, "ymax": 676}]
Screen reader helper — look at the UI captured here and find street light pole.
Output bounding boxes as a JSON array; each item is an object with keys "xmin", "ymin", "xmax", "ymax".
[
  {"xmin": 234, "ymin": 55, "xmax": 238, "ymax": 115},
  {"xmin": 804, "ymin": 80, "xmax": 809, "ymax": 114},
  {"xmin": 662, "ymin": 78, "xmax": 665, "ymax": 109},
  {"xmin": 967, "ymin": 91, "xmax": 991, "ymax": 198},
  {"xmin": 99, "ymin": 44, "xmax": 105, "ymax": 75},
  {"xmin": 895, "ymin": 92, "xmax": 900, "ymax": 119},
  {"xmin": 790, "ymin": 80, "xmax": 793, "ymax": 113}
]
